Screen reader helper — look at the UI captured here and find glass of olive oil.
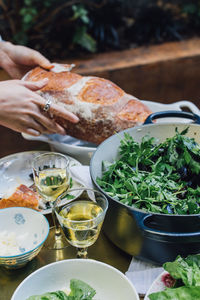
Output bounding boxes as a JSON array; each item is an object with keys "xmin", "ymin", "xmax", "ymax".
[
  {"xmin": 32, "ymin": 152, "xmax": 70, "ymax": 250},
  {"xmin": 54, "ymin": 188, "xmax": 108, "ymax": 258}
]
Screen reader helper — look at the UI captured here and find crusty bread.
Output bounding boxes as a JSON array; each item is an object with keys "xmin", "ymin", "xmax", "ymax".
[
  {"xmin": 0, "ymin": 184, "xmax": 39, "ymax": 210},
  {"xmin": 25, "ymin": 65, "xmax": 152, "ymax": 144}
]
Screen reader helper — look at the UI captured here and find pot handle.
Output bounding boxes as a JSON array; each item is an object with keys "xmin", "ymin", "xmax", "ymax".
[
  {"xmin": 144, "ymin": 111, "xmax": 200, "ymax": 125},
  {"xmin": 139, "ymin": 214, "xmax": 200, "ymax": 237}
]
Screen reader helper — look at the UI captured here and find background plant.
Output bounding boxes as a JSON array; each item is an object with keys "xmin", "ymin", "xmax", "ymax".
[{"xmin": 0, "ymin": 0, "xmax": 200, "ymax": 60}]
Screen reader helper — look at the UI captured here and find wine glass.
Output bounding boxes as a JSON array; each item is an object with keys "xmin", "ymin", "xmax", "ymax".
[
  {"xmin": 32, "ymin": 152, "xmax": 70, "ymax": 250},
  {"xmin": 54, "ymin": 187, "xmax": 108, "ymax": 258}
]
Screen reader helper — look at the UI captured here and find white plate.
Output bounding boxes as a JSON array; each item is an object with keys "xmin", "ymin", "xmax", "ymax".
[
  {"xmin": 144, "ymin": 271, "xmax": 169, "ymax": 300},
  {"xmin": 11, "ymin": 259, "xmax": 139, "ymax": 300},
  {"xmin": 0, "ymin": 151, "xmax": 83, "ymax": 215},
  {"xmin": 22, "ymin": 100, "xmax": 200, "ymax": 165},
  {"xmin": 22, "ymin": 133, "xmax": 95, "ymax": 165}
]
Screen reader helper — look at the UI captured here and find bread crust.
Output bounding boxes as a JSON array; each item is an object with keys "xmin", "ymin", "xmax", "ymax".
[
  {"xmin": 0, "ymin": 184, "xmax": 39, "ymax": 210},
  {"xmin": 25, "ymin": 66, "xmax": 152, "ymax": 144}
]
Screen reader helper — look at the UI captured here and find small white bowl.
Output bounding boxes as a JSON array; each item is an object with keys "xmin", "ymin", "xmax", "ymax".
[
  {"xmin": 0, "ymin": 207, "xmax": 49, "ymax": 269},
  {"xmin": 11, "ymin": 259, "xmax": 139, "ymax": 300}
]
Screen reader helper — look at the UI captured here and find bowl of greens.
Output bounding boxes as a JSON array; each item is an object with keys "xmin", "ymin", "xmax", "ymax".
[
  {"xmin": 90, "ymin": 111, "xmax": 200, "ymax": 264},
  {"xmin": 11, "ymin": 259, "xmax": 139, "ymax": 300}
]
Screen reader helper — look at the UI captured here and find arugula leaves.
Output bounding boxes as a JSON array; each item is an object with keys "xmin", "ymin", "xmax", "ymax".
[{"xmin": 97, "ymin": 128, "xmax": 200, "ymax": 214}]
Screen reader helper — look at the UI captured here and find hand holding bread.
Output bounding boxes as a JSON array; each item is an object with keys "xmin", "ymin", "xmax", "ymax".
[{"xmin": 25, "ymin": 64, "xmax": 152, "ymax": 144}]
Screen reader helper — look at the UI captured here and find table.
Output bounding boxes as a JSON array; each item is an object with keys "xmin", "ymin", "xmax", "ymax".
[
  {"xmin": 0, "ymin": 144, "xmax": 144, "ymax": 299},
  {"xmin": 1, "ymin": 226, "xmax": 135, "ymax": 300}
]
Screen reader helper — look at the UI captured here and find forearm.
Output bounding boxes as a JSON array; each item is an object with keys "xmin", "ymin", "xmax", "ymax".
[
  {"xmin": 0, "ymin": 41, "xmax": 12, "ymax": 69},
  {"xmin": 0, "ymin": 40, "xmax": 11, "ymax": 51}
]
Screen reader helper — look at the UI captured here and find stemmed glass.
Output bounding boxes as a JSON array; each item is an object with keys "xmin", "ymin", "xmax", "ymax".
[
  {"xmin": 32, "ymin": 152, "xmax": 70, "ymax": 250},
  {"xmin": 54, "ymin": 187, "xmax": 108, "ymax": 258}
]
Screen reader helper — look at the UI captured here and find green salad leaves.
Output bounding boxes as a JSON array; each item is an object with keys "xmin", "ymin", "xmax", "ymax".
[
  {"xmin": 149, "ymin": 254, "xmax": 200, "ymax": 300},
  {"xmin": 149, "ymin": 286, "xmax": 200, "ymax": 300},
  {"xmin": 27, "ymin": 279, "xmax": 96, "ymax": 300},
  {"xmin": 67, "ymin": 279, "xmax": 96, "ymax": 300},
  {"xmin": 163, "ymin": 255, "xmax": 200, "ymax": 287},
  {"xmin": 27, "ymin": 291, "xmax": 68, "ymax": 300},
  {"xmin": 97, "ymin": 128, "xmax": 200, "ymax": 214}
]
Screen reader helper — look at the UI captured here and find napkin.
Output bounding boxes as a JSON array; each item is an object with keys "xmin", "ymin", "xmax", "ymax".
[
  {"xmin": 70, "ymin": 165, "xmax": 164, "ymax": 295},
  {"xmin": 125, "ymin": 257, "xmax": 164, "ymax": 295},
  {"xmin": 70, "ymin": 165, "xmax": 93, "ymax": 188}
]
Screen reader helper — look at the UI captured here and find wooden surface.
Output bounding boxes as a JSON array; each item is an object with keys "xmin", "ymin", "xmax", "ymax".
[
  {"xmin": 65, "ymin": 38, "xmax": 200, "ymax": 107},
  {"xmin": 0, "ymin": 126, "xmax": 49, "ymax": 159}
]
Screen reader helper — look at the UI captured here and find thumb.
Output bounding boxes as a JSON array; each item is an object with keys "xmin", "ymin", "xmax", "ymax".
[{"xmin": 21, "ymin": 78, "xmax": 49, "ymax": 91}]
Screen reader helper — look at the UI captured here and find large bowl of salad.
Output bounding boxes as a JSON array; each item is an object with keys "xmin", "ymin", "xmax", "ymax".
[
  {"xmin": 11, "ymin": 259, "xmax": 139, "ymax": 300},
  {"xmin": 90, "ymin": 111, "xmax": 200, "ymax": 264}
]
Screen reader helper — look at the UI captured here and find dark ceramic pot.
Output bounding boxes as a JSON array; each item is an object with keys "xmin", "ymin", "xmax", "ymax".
[{"xmin": 90, "ymin": 111, "xmax": 200, "ymax": 264}]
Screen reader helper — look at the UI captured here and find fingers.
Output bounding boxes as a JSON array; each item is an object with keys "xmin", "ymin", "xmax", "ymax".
[
  {"xmin": 20, "ymin": 79, "xmax": 79, "ymax": 125},
  {"xmin": 32, "ymin": 51, "xmax": 53, "ymax": 70},
  {"xmin": 16, "ymin": 113, "xmax": 66, "ymax": 137},
  {"xmin": 25, "ymin": 128, "xmax": 41, "ymax": 136},
  {"xmin": 24, "ymin": 127, "xmax": 53, "ymax": 136},
  {"xmin": 30, "ymin": 93, "xmax": 80, "ymax": 123},
  {"xmin": 32, "ymin": 110, "xmax": 67, "ymax": 135},
  {"xmin": 55, "ymin": 123, "xmax": 67, "ymax": 135},
  {"xmin": 10, "ymin": 116, "xmax": 49, "ymax": 137},
  {"xmin": 6, "ymin": 42, "xmax": 53, "ymax": 70},
  {"xmin": 24, "ymin": 118, "xmax": 48, "ymax": 136},
  {"xmin": 20, "ymin": 78, "xmax": 49, "ymax": 91},
  {"xmin": 49, "ymin": 103, "xmax": 80, "ymax": 123}
]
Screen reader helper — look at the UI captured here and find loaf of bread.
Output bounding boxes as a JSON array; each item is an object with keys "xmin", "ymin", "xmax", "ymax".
[{"xmin": 25, "ymin": 64, "xmax": 152, "ymax": 144}]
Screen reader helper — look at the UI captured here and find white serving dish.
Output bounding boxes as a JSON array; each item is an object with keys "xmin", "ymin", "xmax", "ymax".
[
  {"xmin": 11, "ymin": 259, "xmax": 139, "ymax": 300},
  {"xmin": 22, "ymin": 100, "xmax": 200, "ymax": 164}
]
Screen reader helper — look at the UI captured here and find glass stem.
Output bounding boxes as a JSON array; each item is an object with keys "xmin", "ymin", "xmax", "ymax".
[
  {"xmin": 77, "ymin": 247, "xmax": 88, "ymax": 259},
  {"xmin": 52, "ymin": 208, "xmax": 61, "ymax": 238}
]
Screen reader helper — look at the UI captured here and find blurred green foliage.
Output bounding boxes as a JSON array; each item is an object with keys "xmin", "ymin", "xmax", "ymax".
[
  {"xmin": 182, "ymin": 1, "xmax": 200, "ymax": 27},
  {"xmin": 0, "ymin": 0, "xmax": 99, "ymax": 58},
  {"xmin": 0, "ymin": 0, "xmax": 200, "ymax": 60}
]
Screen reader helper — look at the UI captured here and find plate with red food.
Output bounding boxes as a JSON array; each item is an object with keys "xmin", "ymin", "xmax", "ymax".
[
  {"xmin": 0, "ymin": 151, "xmax": 83, "ymax": 214},
  {"xmin": 145, "ymin": 254, "xmax": 200, "ymax": 300}
]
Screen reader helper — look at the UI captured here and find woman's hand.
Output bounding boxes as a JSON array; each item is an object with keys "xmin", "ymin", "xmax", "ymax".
[
  {"xmin": 0, "ymin": 41, "xmax": 52, "ymax": 79},
  {"xmin": 0, "ymin": 79, "xmax": 79, "ymax": 136}
]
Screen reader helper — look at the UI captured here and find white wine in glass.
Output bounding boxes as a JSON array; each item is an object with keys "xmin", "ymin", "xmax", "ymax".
[
  {"xmin": 54, "ymin": 188, "xmax": 108, "ymax": 258},
  {"xmin": 34, "ymin": 167, "xmax": 68, "ymax": 203},
  {"xmin": 33, "ymin": 152, "xmax": 70, "ymax": 250}
]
